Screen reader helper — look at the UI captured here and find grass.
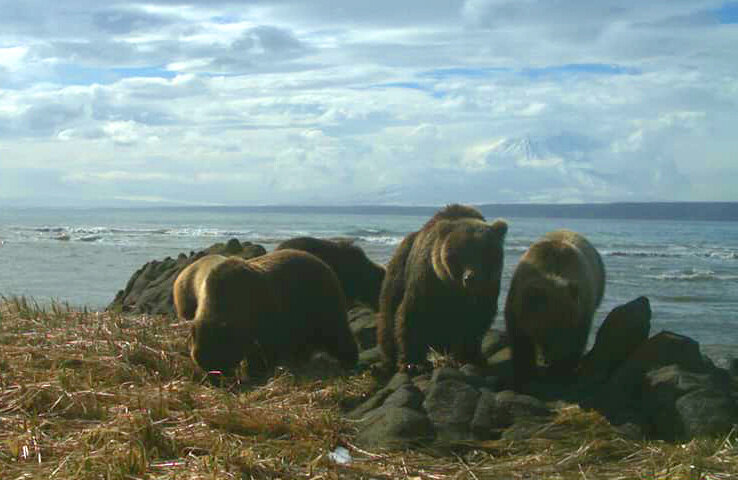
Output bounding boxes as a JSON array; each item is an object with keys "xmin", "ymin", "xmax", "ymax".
[{"xmin": 1, "ymin": 296, "xmax": 737, "ymax": 479}]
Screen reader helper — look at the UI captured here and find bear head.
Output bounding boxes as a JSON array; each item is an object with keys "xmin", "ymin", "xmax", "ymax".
[
  {"xmin": 434, "ymin": 219, "xmax": 508, "ymax": 295},
  {"xmin": 190, "ymin": 320, "xmax": 246, "ymax": 374},
  {"xmin": 519, "ymin": 277, "xmax": 583, "ymax": 366},
  {"xmin": 336, "ymin": 239, "xmax": 386, "ymax": 310}
]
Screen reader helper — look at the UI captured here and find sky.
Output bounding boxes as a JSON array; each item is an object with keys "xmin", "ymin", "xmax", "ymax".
[{"xmin": 0, "ymin": 1, "xmax": 736, "ymax": 206}]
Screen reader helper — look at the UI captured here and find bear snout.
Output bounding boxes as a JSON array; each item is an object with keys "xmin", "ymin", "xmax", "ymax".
[{"xmin": 462, "ymin": 269, "xmax": 492, "ymax": 293}]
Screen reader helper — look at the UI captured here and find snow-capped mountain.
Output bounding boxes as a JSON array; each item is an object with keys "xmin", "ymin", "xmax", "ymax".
[{"xmin": 473, "ymin": 136, "xmax": 569, "ymax": 170}]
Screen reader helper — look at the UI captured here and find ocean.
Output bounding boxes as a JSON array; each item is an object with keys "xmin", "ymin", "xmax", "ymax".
[{"xmin": 1, "ymin": 206, "xmax": 737, "ymax": 346}]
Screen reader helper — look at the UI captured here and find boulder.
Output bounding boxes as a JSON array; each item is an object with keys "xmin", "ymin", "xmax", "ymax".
[
  {"xmin": 642, "ymin": 365, "xmax": 738, "ymax": 441},
  {"xmin": 352, "ymin": 366, "xmax": 550, "ymax": 447},
  {"xmin": 579, "ymin": 296, "xmax": 651, "ymax": 382},
  {"xmin": 349, "ymin": 373, "xmax": 412, "ymax": 420},
  {"xmin": 348, "ymin": 306, "xmax": 378, "ymax": 350},
  {"xmin": 587, "ymin": 330, "xmax": 738, "ymax": 442},
  {"xmin": 107, "ymin": 239, "xmax": 266, "ymax": 315},
  {"xmin": 355, "ymin": 407, "xmax": 435, "ymax": 448},
  {"xmin": 422, "ymin": 379, "xmax": 481, "ymax": 441},
  {"xmin": 594, "ymin": 330, "xmax": 708, "ymax": 413},
  {"xmin": 351, "ymin": 373, "xmax": 434, "ymax": 448},
  {"xmin": 471, "ymin": 390, "xmax": 551, "ymax": 440}
]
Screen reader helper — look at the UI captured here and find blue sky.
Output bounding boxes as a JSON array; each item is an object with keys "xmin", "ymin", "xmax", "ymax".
[{"xmin": 0, "ymin": 0, "xmax": 736, "ymax": 206}]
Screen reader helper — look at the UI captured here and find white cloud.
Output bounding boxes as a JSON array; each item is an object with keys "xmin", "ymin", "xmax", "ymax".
[{"xmin": 0, "ymin": 0, "xmax": 736, "ymax": 205}]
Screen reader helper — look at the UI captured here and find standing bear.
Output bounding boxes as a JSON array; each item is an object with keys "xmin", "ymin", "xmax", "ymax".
[
  {"xmin": 174, "ymin": 249, "xmax": 359, "ymax": 375},
  {"xmin": 275, "ymin": 236, "xmax": 386, "ymax": 311},
  {"xmin": 505, "ymin": 229, "xmax": 605, "ymax": 390},
  {"xmin": 378, "ymin": 204, "xmax": 508, "ymax": 372}
]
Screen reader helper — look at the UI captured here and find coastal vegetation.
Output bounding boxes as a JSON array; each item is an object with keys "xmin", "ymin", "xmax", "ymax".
[{"xmin": 1, "ymin": 296, "xmax": 736, "ymax": 479}]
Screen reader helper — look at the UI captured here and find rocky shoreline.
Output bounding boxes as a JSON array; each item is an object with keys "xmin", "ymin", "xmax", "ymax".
[{"xmin": 108, "ymin": 239, "xmax": 738, "ymax": 449}]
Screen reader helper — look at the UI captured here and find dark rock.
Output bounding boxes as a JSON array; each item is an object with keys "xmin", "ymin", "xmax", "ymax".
[
  {"xmin": 107, "ymin": 239, "xmax": 266, "ymax": 315},
  {"xmin": 411, "ymin": 373, "xmax": 432, "ymax": 394},
  {"xmin": 348, "ymin": 388, "xmax": 394, "ymax": 421},
  {"xmin": 422, "ymin": 379, "xmax": 480, "ymax": 441},
  {"xmin": 627, "ymin": 331, "xmax": 707, "ymax": 374},
  {"xmin": 355, "ymin": 406, "xmax": 435, "ymax": 448},
  {"xmin": 675, "ymin": 388, "xmax": 738, "ymax": 439},
  {"xmin": 348, "ymin": 372, "xmax": 412, "ymax": 420},
  {"xmin": 470, "ymin": 391, "xmax": 499, "ymax": 439},
  {"xmin": 431, "ymin": 367, "xmax": 467, "ymax": 384},
  {"xmin": 387, "ymin": 372, "xmax": 413, "ymax": 391},
  {"xmin": 460, "ymin": 364, "xmax": 502, "ymax": 391},
  {"xmin": 460, "ymin": 364, "xmax": 486, "ymax": 378},
  {"xmin": 481, "ymin": 391, "xmax": 551, "ymax": 429},
  {"xmin": 580, "ymin": 296, "xmax": 651, "ymax": 382},
  {"xmin": 431, "ymin": 365, "xmax": 497, "ymax": 389},
  {"xmin": 348, "ymin": 306, "xmax": 378, "ymax": 350},
  {"xmin": 593, "ymin": 331, "xmax": 708, "ymax": 416},
  {"xmin": 224, "ymin": 238, "xmax": 243, "ymax": 253},
  {"xmin": 642, "ymin": 365, "xmax": 738, "ymax": 441},
  {"xmin": 383, "ymin": 384, "xmax": 424, "ymax": 410},
  {"xmin": 472, "ymin": 390, "xmax": 551, "ymax": 441}
]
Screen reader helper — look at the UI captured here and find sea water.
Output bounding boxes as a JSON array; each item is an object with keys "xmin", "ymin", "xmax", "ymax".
[{"xmin": 1, "ymin": 207, "xmax": 736, "ymax": 345}]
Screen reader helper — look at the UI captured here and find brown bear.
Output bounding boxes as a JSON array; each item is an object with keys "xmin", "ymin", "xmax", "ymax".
[
  {"xmin": 173, "ymin": 249, "xmax": 359, "ymax": 375},
  {"xmin": 378, "ymin": 204, "xmax": 508, "ymax": 372},
  {"xmin": 275, "ymin": 236, "xmax": 386, "ymax": 311},
  {"xmin": 504, "ymin": 229, "xmax": 605, "ymax": 390}
]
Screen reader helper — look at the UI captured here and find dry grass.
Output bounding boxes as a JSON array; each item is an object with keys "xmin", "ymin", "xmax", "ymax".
[{"xmin": 1, "ymin": 296, "xmax": 737, "ymax": 479}]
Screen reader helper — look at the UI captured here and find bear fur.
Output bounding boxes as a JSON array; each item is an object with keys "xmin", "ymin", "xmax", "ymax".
[
  {"xmin": 505, "ymin": 229, "xmax": 605, "ymax": 389},
  {"xmin": 378, "ymin": 204, "xmax": 508, "ymax": 372},
  {"xmin": 275, "ymin": 236, "xmax": 386, "ymax": 311},
  {"xmin": 174, "ymin": 249, "xmax": 359, "ymax": 375}
]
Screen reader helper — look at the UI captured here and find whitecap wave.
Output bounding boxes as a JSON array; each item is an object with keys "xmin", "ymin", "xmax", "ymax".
[
  {"xmin": 702, "ymin": 251, "xmax": 738, "ymax": 260},
  {"xmin": 355, "ymin": 235, "xmax": 402, "ymax": 246},
  {"xmin": 646, "ymin": 269, "xmax": 738, "ymax": 282},
  {"xmin": 78, "ymin": 235, "xmax": 102, "ymax": 242},
  {"xmin": 345, "ymin": 228, "xmax": 400, "ymax": 237},
  {"xmin": 605, "ymin": 250, "xmax": 684, "ymax": 258}
]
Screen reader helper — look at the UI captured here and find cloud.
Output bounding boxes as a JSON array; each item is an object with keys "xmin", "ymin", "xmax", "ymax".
[
  {"xmin": 0, "ymin": 0, "xmax": 737, "ymax": 205},
  {"xmin": 92, "ymin": 7, "xmax": 175, "ymax": 34}
]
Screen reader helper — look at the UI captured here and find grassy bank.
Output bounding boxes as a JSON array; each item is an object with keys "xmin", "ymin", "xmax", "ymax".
[{"xmin": 0, "ymin": 297, "xmax": 736, "ymax": 479}]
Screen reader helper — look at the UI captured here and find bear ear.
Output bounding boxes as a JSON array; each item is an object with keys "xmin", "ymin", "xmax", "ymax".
[{"xmin": 488, "ymin": 219, "xmax": 508, "ymax": 238}]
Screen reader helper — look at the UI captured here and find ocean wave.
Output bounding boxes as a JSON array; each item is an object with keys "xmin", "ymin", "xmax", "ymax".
[
  {"xmin": 355, "ymin": 235, "xmax": 402, "ymax": 246},
  {"xmin": 78, "ymin": 235, "xmax": 103, "ymax": 242},
  {"xmin": 345, "ymin": 228, "xmax": 400, "ymax": 237},
  {"xmin": 29, "ymin": 226, "xmax": 173, "ymax": 236},
  {"xmin": 646, "ymin": 269, "xmax": 738, "ymax": 282},
  {"xmin": 701, "ymin": 251, "xmax": 738, "ymax": 260},
  {"xmin": 242, "ymin": 235, "xmax": 296, "ymax": 245},
  {"xmin": 605, "ymin": 250, "xmax": 683, "ymax": 258}
]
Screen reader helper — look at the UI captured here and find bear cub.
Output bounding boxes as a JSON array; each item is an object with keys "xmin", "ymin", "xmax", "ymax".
[{"xmin": 505, "ymin": 229, "xmax": 605, "ymax": 390}]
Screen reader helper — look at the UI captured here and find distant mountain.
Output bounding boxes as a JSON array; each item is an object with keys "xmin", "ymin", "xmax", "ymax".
[{"xmin": 476, "ymin": 202, "xmax": 738, "ymax": 222}]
